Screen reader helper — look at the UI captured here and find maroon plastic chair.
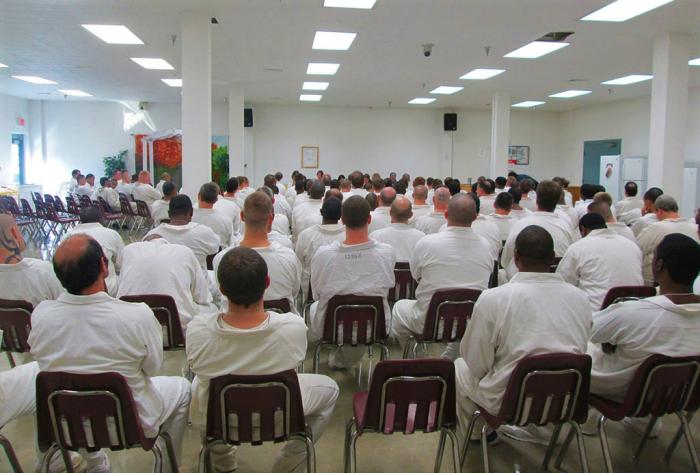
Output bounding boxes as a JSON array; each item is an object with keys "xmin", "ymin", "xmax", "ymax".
[
  {"xmin": 462, "ymin": 353, "xmax": 592, "ymax": 473},
  {"xmin": 119, "ymin": 196, "xmax": 138, "ymax": 232},
  {"xmin": 665, "ymin": 370, "xmax": 700, "ymax": 465},
  {"xmin": 387, "ymin": 262, "xmax": 416, "ymax": 304},
  {"xmin": 313, "ymin": 295, "xmax": 389, "ymax": 374},
  {"xmin": 119, "ymin": 295, "xmax": 184, "ymax": 350},
  {"xmin": 36, "ymin": 371, "xmax": 179, "ymax": 473},
  {"xmin": 134, "ymin": 200, "xmax": 154, "ymax": 233},
  {"xmin": 65, "ymin": 195, "xmax": 80, "ymax": 216},
  {"xmin": 53, "ymin": 196, "xmax": 67, "ymax": 214},
  {"xmin": 264, "ymin": 298, "xmax": 292, "ymax": 314},
  {"xmin": 345, "ymin": 359, "xmax": 459, "ymax": 473},
  {"xmin": 0, "ymin": 299, "xmax": 33, "ymax": 368},
  {"xmin": 0, "ymin": 432, "xmax": 23, "ymax": 472},
  {"xmin": 20, "ymin": 198, "xmax": 43, "ymax": 238},
  {"xmin": 577, "ymin": 354, "xmax": 700, "ymax": 473},
  {"xmin": 199, "ymin": 370, "xmax": 315, "ymax": 473},
  {"xmin": 96, "ymin": 197, "xmax": 124, "ymax": 227},
  {"xmin": 42, "ymin": 205, "xmax": 79, "ymax": 240},
  {"xmin": 403, "ymin": 288, "xmax": 481, "ymax": 359},
  {"xmin": 599, "ymin": 285, "xmax": 657, "ymax": 310}
]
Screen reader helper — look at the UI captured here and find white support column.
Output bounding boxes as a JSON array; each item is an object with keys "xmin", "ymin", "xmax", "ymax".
[
  {"xmin": 648, "ymin": 33, "xmax": 690, "ymax": 201},
  {"xmin": 490, "ymin": 92, "xmax": 510, "ymax": 179},
  {"xmin": 181, "ymin": 12, "xmax": 212, "ymax": 198},
  {"xmin": 228, "ymin": 85, "xmax": 245, "ymax": 178}
]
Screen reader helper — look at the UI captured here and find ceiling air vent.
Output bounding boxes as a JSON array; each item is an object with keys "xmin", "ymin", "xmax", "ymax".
[{"xmin": 538, "ymin": 32, "xmax": 574, "ymax": 42}]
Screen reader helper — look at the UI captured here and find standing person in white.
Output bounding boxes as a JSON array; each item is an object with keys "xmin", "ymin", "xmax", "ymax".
[
  {"xmin": 61, "ymin": 206, "xmax": 124, "ymax": 296},
  {"xmin": 370, "ymin": 197, "xmax": 425, "ymax": 263},
  {"xmin": 193, "ymin": 182, "xmax": 234, "ymax": 247},
  {"xmin": 614, "ymin": 181, "xmax": 644, "ymax": 218},
  {"xmin": 309, "ymin": 196, "xmax": 396, "ymax": 368},
  {"xmin": 413, "ymin": 187, "xmax": 450, "ymax": 234},
  {"xmin": 392, "ymin": 194, "xmax": 493, "ymax": 359},
  {"xmin": 131, "ymin": 170, "xmax": 163, "ymax": 208},
  {"xmin": 631, "ymin": 187, "xmax": 664, "ymax": 236},
  {"xmin": 292, "ymin": 181, "xmax": 325, "ymax": 237},
  {"xmin": 28, "ymin": 235, "xmax": 191, "ymax": 473},
  {"xmin": 368, "ymin": 187, "xmax": 396, "ymax": 233},
  {"xmin": 455, "ymin": 226, "xmax": 592, "ymax": 446},
  {"xmin": 557, "ymin": 213, "xmax": 644, "ymax": 311},
  {"xmin": 151, "ymin": 181, "xmax": 178, "ymax": 224},
  {"xmin": 187, "ymin": 247, "xmax": 339, "ymax": 473}
]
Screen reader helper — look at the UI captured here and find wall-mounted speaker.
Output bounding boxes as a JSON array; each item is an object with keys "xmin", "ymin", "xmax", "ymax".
[
  {"xmin": 244, "ymin": 108, "xmax": 253, "ymax": 127},
  {"xmin": 444, "ymin": 113, "xmax": 457, "ymax": 131}
]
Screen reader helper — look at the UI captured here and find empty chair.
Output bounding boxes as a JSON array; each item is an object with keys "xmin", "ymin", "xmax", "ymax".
[
  {"xmin": 344, "ymin": 358, "xmax": 460, "ymax": 473},
  {"xmin": 599, "ymin": 285, "xmax": 657, "ymax": 310},
  {"xmin": 119, "ymin": 196, "xmax": 138, "ymax": 232},
  {"xmin": 264, "ymin": 298, "xmax": 292, "ymax": 314},
  {"xmin": 0, "ymin": 432, "xmax": 22, "ymax": 473},
  {"xmin": 119, "ymin": 295, "xmax": 184, "ymax": 350},
  {"xmin": 65, "ymin": 195, "xmax": 80, "ymax": 216},
  {"xmin": 387, "ymin": 262, "xmax": 416, "ymax": 305},
  {"xmin": 52, "ymin": 196, "xmax": 67, "ymax": 214},
  {"xmin": 43, "ymin": 194, "xmax": 55, "ymax": 207},
  {"xmin": 134, "ymin": 200, "xmax": 154, "ymax": 233},
  {"xmin": 0, "ymin": 299, "xmax": 33, "ymax": 367}
]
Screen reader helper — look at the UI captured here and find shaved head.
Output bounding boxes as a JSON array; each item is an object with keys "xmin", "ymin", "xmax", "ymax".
[
  {"xmin": 446, "ymin": 193, "xmax": 477, "ymax": 227},
  {"xmin": 0, "ymin": 213, "xmax": 24, "ymax": 263},
  {"xmin": 433, "ymin": 187, "xmax": 451, "ymax": 211},
  {"xmin": 390, "ymin": 197, "xmax": 413, "ymax": 223},
  {"xmin": 243, "ymin": 191, "xmax": 273, "ymax": 229},
  {"xmin": 379, "ymin": 187, "xmax": 397, "ymax": 207},
  {"xmin": 412, "ymin": 185, "xmax": 428, "ymax": 202},
  {"xmin": 53, "ymin": 234, "xmax": 106, "ymax": 294}
]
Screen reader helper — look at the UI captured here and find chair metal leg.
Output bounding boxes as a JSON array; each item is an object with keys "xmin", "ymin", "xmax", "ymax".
[
  {"xmin": 412, "ymin": 341, "xmax": 420, "ymax": 359},
  {"xmin": 680, "ymin": 413, "xmax": 700, "ymax": 473},
  {"xmin": 348, "ymin": 428, "xmax": 360, "ymax": 473},
  {"xmin": 572, "ymin": 422, "xmax": 591, "ymax": 473},
  {"xmin": 446, "ymin": 429, "xmax": 461, "ymax": 473},
  {"xmin": 159, "ymin": 430, "xmax": 180, "ymax": 473},
  {"xmin": 555, "ymin": 423, "xmax": 577, "ymax": 469},
  {"xmin": 542, "ymin": 423, "xmax": 563, "ymax": 470},
  {"xmin": 152, "ymin": 442, "xmax": 164, "ymax": 473},
  {"xmin": 633, "ymin": 416, "xmax": 658, "ymax": 461},
  {"xmin": 5, "ymin": 351, "xmax": 16, "ymax": 368},
  {"xmin": 312, "ymin": 342, "xmax": 323, "ymax": 373},
  {"xmin": 40, "ymin": 445, "xmax": 60, "ymax": 473},
  {"xmin": 402, "ymin": 337, "xmax": 415, "ymax": 359},
  {"xmin": 598, "ymin": 416, "xmax": 614, "ymax": 473},
  {"xmin": 197, "ymin": 443, "xmax": 209, "ymax": 473},
  {"xmin": 0, "ymin": 434, "xmax": 24, "ymax": 473},
  {"xmin": 344, "ymin": 419, "xmax": 354, "ymax": 473},
  {"xmin": 380, "ymin": 343, "xmax": 390, "ymax": 361},
  {"xmin": 481, "ymin": 424, "xmax": 491, "ymax": 473},
  {"xmin": 434, "ymin": 430, "xmax": 447, "ymax": 473},
  {"xmin": 60, "ymin": 448, "xmax": 75, "ymax": 473},
  {"xmin": 667, "ymin": 411, "xmax": 695, "ymax": 463},
  {"xmin": 303, "ymin": 434, "xmax": 316, "ymax": 473},
  {"xmin": 460, "ymin": 410, "xmax": 481, "ymax": 467}
]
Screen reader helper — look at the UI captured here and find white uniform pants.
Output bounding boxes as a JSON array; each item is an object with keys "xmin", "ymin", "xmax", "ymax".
[
  {"xmin": 151, "ymin": 376, "xmax": 191, "ymax": 473},
  {"xmin": 390, "ymin": 299, "xmax": 424, "ymax": 343}
]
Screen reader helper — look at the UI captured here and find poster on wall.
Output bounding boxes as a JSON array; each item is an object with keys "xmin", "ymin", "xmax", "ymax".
[
  {"xmin": 301, "ymin": 146, "xmax": 319, "ymax": 169},
  {"xmin": 599, "ymin": 155, "xmax": 621, "ymax": 201},
  {"xmin": 508, "ymin": 145, "xmax": 530, "ymax": 166}
]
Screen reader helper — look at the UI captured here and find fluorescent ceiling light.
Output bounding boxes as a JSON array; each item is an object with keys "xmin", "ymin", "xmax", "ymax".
[
  {"xmin": 58, "ymin": 89, "xmax": 92, "ymax": 97},
  {"xmin": 0, "ymin": 63, "xmax": 7, "ymax": 68},
  {"xmin": 300, "ymin": 94, "xmax": 322, "ymax": 102},
  {"xmin": 460, "ymin": 68, "xmax": 505, "ymax": 80},
  {"xmin": 12, "ymin": 75, "xmax": 57, "ymax": 85},
  {"xmin": 324, "ymin": 0, "xmax": 376, "ymax": 8},
  {"xmin": 549, "ymin": 89, "xmax": 592, "ymax": 98},
  {"xmin": 161, "ymin": 78, "xmax": 182, "ymax": 87},
  {"xmin": 82, "ymin": 24, "xmax": 144, "ymax": 44},
  {"xmin": 430, "ymin": 86, "xmax": 463, "ymax": 95},
  {"xmin": 303, "ymin": 81, "xmax": 329, "ymax": 91},
  {"xmin": 690, "ymin": 58, "xmax": 700, "ymax": 66},
  {"xmin": 312, "ymin": 31, "xmax": 357, "ymax": 51},
  {"xmin": 512, "ymin": 101, "xmax": 545, "ymax": 108},
  {"xmin": 602, "ymin": 74, "xmax": 652, "ymax": 85},
  {"xmin": 581, "ymin": 0, "xmax": 674, "ymax": 22},
  {"xmin": 130, "ymin": 58, "xmax": 174, "ymax": 70},
  {"xmin": 408, "ymin": 98, "xmax": 436, "ymax": 105},
  {"xmin": 307, "ymin": 63, "xmax": 340, "ymax": 75},
  {"xmin": 504, "ymin": 41, "xmax": 569, "ymax": 59}
]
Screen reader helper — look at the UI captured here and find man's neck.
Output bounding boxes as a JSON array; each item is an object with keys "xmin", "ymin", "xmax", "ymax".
[
  {"xmin": 169, "ymin": 217, "xmax": 190, "ymax": 226},
  {"xmin": 659, "ymin": 282, "xmax": 693, "ymax": 296},
  {"xmin": 344, "ymin": 227, "xmax": 369, "ymax": 245},
  {"xmin": 414, "ymin": 200, "xmax": 426, "ymax": 206},
  {"xmin": 660, "ymin": 212, "xmax": 680, "ymax": 221},
  {"xmin": 495, "ymin": 208, "xmax": 508, "ymax": 216},
  {"xmin": 240, "ymin": 228, "xmax": 270, "ymax": 248},
  {"xmin": 80, "ymin": 279, "xmax": 107, "ymax": 296},
  {"xmin": 322, "ymin": 219, "xmax": 339, "ymax": 226},
  {"xmin": 0, "ymin": 249, "xmax": 22, "ymax": 265},
  {"xmin": 224, "ymin": 191, "xmax": 236, "ymax": 198},
  {"xmin": 199, "ymin": 202, "xmax": 214, "ymax": 209},
  {"xmin": 536, "ymin": 207, "xmax": 553, "ymax": 213},
  {"xmin": 221, "ymin": 301, "xmax": 268, "ymax": 329},
  {"xmin": 434, "ymin": 206, "xmax": 447, "ymax": 214}
]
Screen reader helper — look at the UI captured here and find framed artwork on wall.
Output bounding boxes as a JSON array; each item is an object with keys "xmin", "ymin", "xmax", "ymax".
[
  {"xmin": 508, "ymin": 145, "xmax": 530, "ymax": 165},
  {"xmin": 301, "ymin": 146, "xmax": 320, "ymax": 169}
]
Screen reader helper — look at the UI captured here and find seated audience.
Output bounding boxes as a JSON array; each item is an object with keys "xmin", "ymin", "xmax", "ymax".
[
  {"xmin": 222, "ymin": 176, "xmax": 245, "ymax": 209},
  {"xmin": 631, "ymin": 187, "xmax": 664, "ymax": 235},
  {"xmin": 507, "ymin": 187, "xmax": 531, "ymax": 220},
  {"xmin": 614, "ymin": 181, "xmax": 644, "ymax": 218},
  {"xmin": 115, "ymin": 171, "xmax": 134, "ymax": 197},
  {"xmin": 348, "ymin": 170, "xmax": 369, "ymax": 197},
  {"xmin": 587, "ymin": 200, "xmax": 636, "ymax": 243},
  {"xmin": 410, "ymin": 184, "xmax": 431, "ymax": 220},
  {"xmin": 292, "ymin": 180, "xmax": 324, "ymax": 236},
  {"xmin": 193, "ymin": 182, "xmax": 234, "ymax": 246},
  {"xmin": 368, "ymin": 187, "xmax": 396, "ymax": 233},
  {"xmin": 74, "ymin": 174, "xmax": 93, "ymax": 198},
  {"xmin": 518, "ymin": 179, "xmax": 537, "ymax": 212},
  {"xmin": 151, "ymin": 181, "xmax": 177, "ymax": 223},
  {"xmin": 93, "ymin": 176, "xmax": 121, "ymax": 212},
  {"xmin": 258, "ymin": 186, "xmax": 291, "ymax": 236},
  {"xmin": 413, "ymin": 187, "xmax": 451, "ymax": 234},
  {"xmin": 574, "ymin": 183, "xmax": 597, "ymax": 219},
  {"xmin": 131, "ymin": 170, "xmax": 163, "ymax": 207},
  {"xmin": 490, "ymin": 191, "xmax": 516, "ymax": 242},
  {"xmin": 155, "ymin": 172, "xmax": 171, "ymax": 194},
  {"xmin": 370, "ymin": 196, "xmax": 425, "ymax": 263},
  {"xmin": 476, "ymin": 180, "xmax": 496, "ymax": 215},
  {"xmin": 69, "ymin": 168, "xmax": 80, "ymax": 194}
]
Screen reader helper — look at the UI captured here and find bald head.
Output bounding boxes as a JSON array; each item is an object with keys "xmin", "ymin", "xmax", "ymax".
[
  {"xmin": 390, "ymin": 197, "xmax": 413, "ymax": 224},
  {"xmin": 324, "ymin": 188, "xmax": 343, "ymax": 202},
  {"xmin": 0, "ymin": 214, "xmax": 24, "ymax": 263},
  {"xmin": 446, "ymin": 194, "xmax": 477, "ymax": 227},
  {"xmin": 53, "ymin": 234, "xmax": 106, "ymax": 295},
  {"xmin": 243, "ymin": 191, "xmax": 273, "ymax": 230},
  {"xmin": 433, "ymin": 187, "xmax": 451, "ymax": 211},
  {"xmin": 379, "ymin": 187, "xmax": 397, "ymax": 207}
]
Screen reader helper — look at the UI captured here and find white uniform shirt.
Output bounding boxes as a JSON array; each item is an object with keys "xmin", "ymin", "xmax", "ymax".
[
  {"xmin": 619, "ymin": 207, "xmax": 642, "ymax": 227},
  {"xmin": 520, "ymin": 196, "xmax": 537, "ymax": 212},
  {"xmin": 69, "ymin": 178, "xmax": 78, "ymax": 194},
  {"xmin": 574, "ymin": 199, "xmax": 593, "ymax": 219},
  {"xmin": 131, "ymin": 183, "xmax": 162, "ymax": 206},
  {"xmin": 213, "ymin": 198, "xmax": 242, "ymax": 236},
  {"xmin": 295, "ymin": 223, "xmax": 346, "ymax": 296},
  {"xmin": 349, "ymin": 188, "xmax": 369, "ymax": 198},
  {"xmin": 74, "ymin": 184, "xmax": 93, "ymax": 198},
  {"xmin": 155, "ymin": 180, "xmax": 167, "ymax": 194},
  {"xmin": 509, "ymin": 208, "xmax": 532, "ymax": 220},
  {"xmin": 564, "ymin": 190, "xmax": 573, "ymax": 207},
  {"xmin": 186, "ymin": 311, "xmax": 307, "ymax": 426},
  {"xmin": 285, "ymin": 187, "xmax": 297, "ymax": 207},
  {"xmin": 117, "ymin": 240, "xmax": 216, "ymax": 329},
  {"xmin": 151, "ymin": 199, "xmax": 170, "ymax": 223},
  {"xmin": 29, "ymin": 292, "xmax": 165, "ymax": 437},
  {"xmin": 94, "ymin": 187, "xmax": 120, "ymax": 211},
  {"xmin": 115, "ymin": 182, "xmax": 134, "ymax": 197},
  {"xmin": 479, "ymin": 195, "xmax": 496, "ymax": 216},
  {"xmin": 193, "ymin": 208, "xmax": 233, "ymax": 248},
  {"xmin": 557, "ymin": 204, "xmax": 579, "ymax": 231},
  {"xmin": 368, "ymin": 207, "xmax": 391, "ymax": 233},
  {"xmin": 370, "ymin": 223, "xmax": 425, "ymax": 263},
  {"xmin": 589, "ymin": 296, "xmax": 700, "ymax": 401},
  {"xmin": 272, "ymin": 214, "xmax": 291, "ymax": 235},
  {"xmin": 410, "ymin": 204, "xmax": 431, "ymax": 223},
  {"xmin": 414, "ymin": 211, "xmax": 446, "ymax": 235},
  {"xmin": 273, "ymin": 196, "xmax": 293, "ymax": 222},
  {"xmin": 0, "ymin": 259, "xmax": 63, "ymax": 306},
  {"xmin": 557, "ymin": 229, "xmax": 644, "ymax": 311},
  {"xmin": 607, "ymin": 222, "xmax": 637, "ymax": 243},
  {"xmin": 631, "ymin": 212, "xmax": 657, "ymax": 237},
  {"xmin": 638, "ymin": 218, "xmax": 699, "ymax": 284},
  {"xmin": 457, "ymin": 272, "xmax": 592, "ymax": 414},
  {"xmin": 614, "ymin": 197, "xmax": 643, "ymax": 217},
  {"xmin": 489, "ymin": 213, "xmax": 515, "ymax": 242},
  {"xmin": 292, "ymin": 199, "xmax": 322, "ymax": 236},
  {"xmin": 472, "ymin": 216, "xmax": 502, "ymax": 262},
  {"xmin": 146, "ymin": 222, "xmax": 220, "ymax": 269}
]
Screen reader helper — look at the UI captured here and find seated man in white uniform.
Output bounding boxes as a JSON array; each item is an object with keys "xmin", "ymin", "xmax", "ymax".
[
  {"xmin": 265, "ymin": 173, "xmax": 293, "ymax": 222},
  {"xmin": 193, "ymin": 182, "xmax": 234, "ymax": 247},
  {"xmin": 93, "ymin": 177, "xmax": 121, "ymax": 212},
  {"xmin": 410, "ymin": 184, "xmax": 431, "ymax": 220},
  {"xmin": 469, "ymin": 194, "xmax": 502, "ymax": 263},
  {"xmin": 29, "ymin": 235, "xmax": 191, "ymax": 473},
  {"xmin": 131, "ymin": 170, "xmax": 163, "ymax": 208},
  {"xmin": 574, "ymin": 184, "xmax": 597, "ymax": 219},
  {"xmin": 309, "ymin": 196, "xmax": 395, "ymax": 368},
  {"xmin": 392, "ymin": 194, "xmax": 493, "ymax": 359},
  {"xmin": 155, "ymin": 172, "xmax": 171, "ymax": 194},
  {"xmin": 236, "ymin": 175, "xmax": 255, "ymax": 200},
  {"xmin": 118, "ymin": 234, "xmax": 217, "ymax": 331},
  {"xmin": 614, "ymin": 181, "xmax": 644, "ymax": 218},
  {"xmin": 151, "ymin": 181, "xmax": 177, "ymax": 224},
  {"xmin": 213, "ymin": 191, "xmax": 242, "ymax": 236},
  {"xmin": 0, "ymin": 214, "xmax": 63, "ymax": 306},
  {"xmin": 292, "ymin": 180, "xmax": 324, "ymax": 237},
  {"xmin": 556, "ymin": 188, "xmax": 579, "ymax": 232},
  {"xmin": 518, "ymin": 179, "xmax": 538, "ymax": 212},
  {"xmin": 557, "ymin": 213, "xmax": 643, "ymax": 311},
  {"xmin": 370, "ymin": 196, "xmax": 425, "ymax": 263},
  {"xmin": 74, "ymin": 174, "xmax": 93, "ymax": 198},
  {"xmin": 259, "ymin": 185, "xmax": 291, "ymax": 236},
  {"xmin": 115, "ymin": 171, "xmax": 134, "ymax": 197},
  {"xmin": 587, "ymin": 201, "xmax": 636, "ymax": 243},
  {"xmin": 456, "ymin": 226, "xmax": 592, "ymax": 446},
  {"xmin": 348, "ymin": 171, "xmax": 369, "ymax": 197},
  {"xmin": 507, "ymin": 187, "xmax": 532, "ymax": 220},
  {"xmin": 501, "ymin": 180, "xmax": 576, "ymax": 279},
  {"xmin": 214, "ymin": 191, "xmax": 301, "ymax": 312},
  {"xmin": 368, "ymin": 187, "xmax": 396, "ymax": 233},
  {"xmin": 222, "ymin": 177, "xmax": 245, "ymax": 210},
  {"xmin": 490, "ymin": 192, "xmax": 516, "ymax": 242},
  {"xmin": 187, "ymin": 247, "xmax": 339, "ymax": 473},
  {"xmin": 631, "ymin": 187, "xmax": 664, "ymax": 236},
  {"xmin": 147, "ymin": 194, "xmax": 221, "ymax": 270},
  {"xmin": 638, "ymin": 195, "xmax": 699, "ymax": 285},
  {"xmin": 61, "ymin": 206, "xmax": 124, "ymax": 296},
  {"xmin": 414, "ymin": 186, "xmax": 450, "ymax": 234},
  {"xmin": 295, "ymin": 196, "xmax": 345, "ymax": 301},
  {"xmin": 476, "ymin": 181, "xmax": 496, "ymax": 216}
]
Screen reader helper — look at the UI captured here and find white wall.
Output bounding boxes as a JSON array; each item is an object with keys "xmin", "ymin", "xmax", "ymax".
[{"xmin": 0, "ymin": 94, "xmax": 30, "ymax": 185}]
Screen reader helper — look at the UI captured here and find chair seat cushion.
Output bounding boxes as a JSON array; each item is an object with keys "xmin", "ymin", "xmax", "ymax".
[
  {"xmin": 353, "ymin": 392, "xmax": 369, "ymax": 432},
  {"xmin": 589, "ymin": 394, "xmax": 626, "ymax": 421}
]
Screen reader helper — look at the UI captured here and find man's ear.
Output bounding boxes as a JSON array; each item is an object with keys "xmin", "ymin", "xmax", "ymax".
[
  {"xmin": 653, "ymin": 256, "xmax": 665, "ymax": 276},
  {"xmin": 367, "ymin": 214, "xmax": 372, "ymax": 225},
  {"xmin": 240, "ymin": 211, "xmax": 246, "ymax": 223},
  {"xmin": 265, "ymin": 275, "xmax": 271, "ymax": 289}
]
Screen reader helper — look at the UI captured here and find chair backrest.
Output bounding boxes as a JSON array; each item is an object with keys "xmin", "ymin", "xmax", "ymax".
[
  {"xmin": 421, "ymin": 288, "xmax": 481, "ymax": 342},
  {"xmin": 119, "ymin": 197, "xmax": 135, "ymax": 217},
  {"xmin": 205, "ymin": 370, "xmax": 306, "ymax": 445},
  {"xmin": 119, "ymin": 295, "xmax": 184, "ymax": 349},
  {"xmin": 135, "ymin": 200, "xmax": 152, "ymax": 218},
  {"xmin": 388, "ymin": 262, "xmax": 415, "ymax": 303},
  {"xmin": 65, "ymin": 196, "xmax": 80, "ymax": 215},
  {"xmin": 36, "ymin": 371, "xmax": 153, "ymax": 452},
  {"xmin": 20, "ymin": 198, "xmax": 35, "ymax": 217},
  {"xmin": 78, "ymin": 195, "xmax": 92, "ymax": 209},
  {"xmin": 496, "ymin": 353, "xmax": 591, "ymax": 426},
  {"xmin": 359, "ymin": 358, "xmax": 456, "ymax": 434},
  {"xmin": 264, "ymin": 299, "xmax": 292, "ymax": 314},
  {"xmin": 0, "ymin": 299, "xmax": 33, "ymax": 353},
  {"xmin": 321, "ymin": 294, "xmax": 386, "ymax": 346},
  {"xmin": 32, "ymin": 192, "xmax": 43, "ymax": 206},
  {"xmin": 97, "ymin": 197, "xmax": 114, "ymax": 214},
  {"xmin": 3, "ymin": 197, "xmax": 21, "ymax": 217},
  {"xmin": 600, "ymin": 285, "xmax": 657, "ymax": 310},
  {"xmin": 53, "ymin": 196, "xmax": 67, "ymax": 213},
  {"xmin": 43, "ymin": 194, "xmax": 55, "ymax": 205}
]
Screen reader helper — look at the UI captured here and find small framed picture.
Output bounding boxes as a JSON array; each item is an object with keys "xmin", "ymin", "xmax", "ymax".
[
  {"xmin": 301, "ymin": 146, "xmax": 319, "ymax": 169},
  {"xmin": 508, "ymin": 145, "xmax": 530, "ymax": 165}
]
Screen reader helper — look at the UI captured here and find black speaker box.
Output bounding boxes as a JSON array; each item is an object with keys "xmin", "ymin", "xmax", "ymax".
[
  {"xmin": 244, "ymin": 108, "xmax": 253, "ymax": 127},
  {"xmin": 444, "ymin": 113, "xmax": 457, "ymax": 131}
]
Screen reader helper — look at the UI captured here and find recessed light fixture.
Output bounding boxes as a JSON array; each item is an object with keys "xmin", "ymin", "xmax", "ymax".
[
  {"xmin": 12, "ymin": 75, "xmax": 57, "ymax": 85},
  {"xmin": 303, "ymin": 81, "xmax": 329, "ymax": 91},
  {"xmin": 581, "ymin": 0, "xmax": 674, "ymax": 22},
  {"xmin": 690, "ymin": 58, "xmax": 700, "ymax": 66},
  {"xmin": 58, "ymin": 89, "xmax": 92, "ymax": 97},
  {"xmin": 161, "ymin": 78, "xmax": 182, "ymax": 87},
  {"xmin": 130, "ymin": 58, "xmax": 174, "ymax": 70},
  {"xmin": 300, "ymin": 94, "xmax": 323, "ymax": 102},
  {"xmin": 312, "ymin": 31, "xmax": 357, "ymax": 51},
  {"xmin": 323, "ymin": 0, "xmax": 376, "ymax": 8},
  {"xmin": 307, "ymin": 63, "xmax": 340, "ymax": 75},
  {"xmin": 0, "ymin": 63, "xmax": 7, "ymax": 68},
  {"xmin": 549, "ymin": 89, "xmax": 592, "ymax": 98},
  {"xmin": 82, "ymin": 24, "xmax": 144, "ymax": 44},
  {"xmin": 408, "ymin": 98, "xmax": 436, "ymax": 105},
  {"xmin": 512, "ymin": 101, "xmax": 545, "ymax": 108},
  {"xmin": 504, "ymin": 41, "xmax": 569, "ymax": 59},
  {"xmin": 602, "ymin": 74, "xmax": 653, "ymax": 85},
  {"xmin": 430, "ymin": 86, "xmax": 464, "ymax": 95},
  {"xmin": 459, "ymin": 68, "xmax": 505, "ymax": 80}
]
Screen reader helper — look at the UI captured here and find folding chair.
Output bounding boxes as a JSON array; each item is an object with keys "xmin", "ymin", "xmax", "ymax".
[
  {"xmin": 0, "ymin": 299, "xmax": 33, "ymax": 368},
  {"xmin": 134, "ymin": 200, "xmax": 154, "ymax": 233},
  {"xmin": 599, "ymin": 285, "xmax": 657, "ymax": 310},
  {"xmin": 344, "ymin": 359, "xmax": 460, "ymax": 473},
  {"xmin": 65, "ymin": 196, "xmax": 80, "ymax": 216},
  {"xmin": 581, "ymin": 354, "xmax": 700, "ymax": 473},
  {"xmin": 78, "ymin": 195, "xmax": 92, "ymax": 209},
  {"xmin": 462, "ymin": 353, "xmax": 592, "ymax": 473},
  {"xmin": 666, "ymin": 368, "xmax": 700, "ymax": 466},
  {"xmin": 43, "ymin": 194, "xmax": 55, "ymax": 208},
  {"xmin": 0, "ymin": 432, "xmax": 23, "ymax": 473},
  {"xmin": 53, "ymin": 196, "xmax": 67, "ymax": 214},
  {"xmin": 95, "ymin": 198, "xmax": 124, "ymax": 228},
  {"xmin": 119, "ymin": 295, "xmax": 184, "ymax": 350},
  {"xmin": 19, "ymin": 198, "xmax": 42, "ymax": 239},
  {"xmin": 43, "ymin": 205, "xmax": 79, "ymax": 240},
  {"xmin": 119, "ymin": 196, "xmax": 138, "ymax": 233},
  {"xmin": 4, "ymin": 197, "xmax": 39, "ymax": 240},
  {"xmin": 36, "ymin": 371, "xmax": 179, "ymax": 473},
  {"xmin": 199, "ymin": 370, "xmax": 315, "ymax": 473},
  {"xmin": 264, "ymin": 298, "xmax": 292, "ymax": 314},
  {"xmin": 387, "ymin": 262, "xmax": 416, "ymax": 305},
  {"xmin": 402, "ymin": 288, "xmax": 481, "ymax": 359}
]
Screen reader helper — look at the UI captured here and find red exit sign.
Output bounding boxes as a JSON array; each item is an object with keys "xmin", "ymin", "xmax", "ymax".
[{"xmin": 16, "ymin": 117, "xmax": 25, "ymax": 126}]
